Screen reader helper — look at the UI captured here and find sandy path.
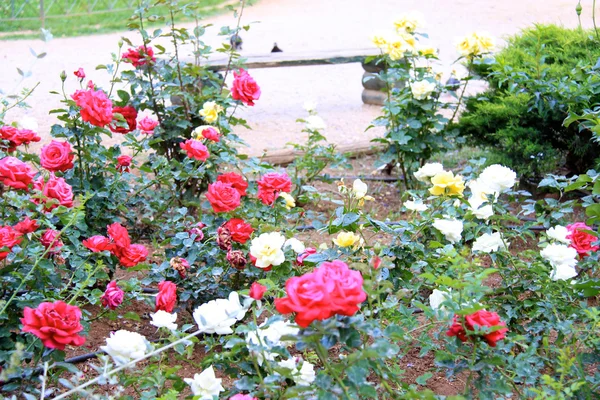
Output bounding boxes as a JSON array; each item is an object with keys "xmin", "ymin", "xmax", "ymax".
[{"xmin": 0, "ymin": 0, "xmax": 588, "ymax": 156}]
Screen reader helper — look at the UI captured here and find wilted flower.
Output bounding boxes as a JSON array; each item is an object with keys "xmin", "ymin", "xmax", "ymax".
[
  {"xmin": 184, "ymin": 366, "xmax": 224, "ymax": 399},
  {"xmin": 170, "ymin": 257, "xmax": 190, "ymax": 278},
  {"xmin": 101, "ymin": 330, "xmax": 149, "ymax": 366},
  {"xmin": 217, "ymin": 226, "xmax": 233, "ymax": 251},
  {"xmin": 227, "ymin": 250, "xmax": 247, "ymax": 270},
  {"xmin": 150, "ymin": 310, "xmax": 178, "ymax": 331},
  {"xmin": 193, "ymin": 292, "xmax": 246, "ymax": 334}
]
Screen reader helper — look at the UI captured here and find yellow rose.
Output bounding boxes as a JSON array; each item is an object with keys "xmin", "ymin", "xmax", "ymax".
[
  {"xmin": 199, "ymin": 101, "xmax": 223, "ymax": 124},
  {"xmin": 429, "ymin": 171, "xmax": 465, "ymax": 196},
  {"xmin": 393, "ymin": 12, "xmax": 422, "ymax": 33},
  {"xmin": 419, "ymin": 46, "xmax": 437, "ymax": 57},
  {"xmin": 333, "ymin": 231, "xmax": 361, "ymax": 248},
  {"xmin": 384, "ymin": 34, "xmax": 416, "ymax": 60},
  {"xmin": 278, "ymin": 192, "xmax": 296, "ymax": 210},
  {"xmin": 372, "ymin": 35, "xmax": 388, "ymax": 49},
  {"xmin": 457, "ymin": 32, "xmax": 494, "ymax": 57}
]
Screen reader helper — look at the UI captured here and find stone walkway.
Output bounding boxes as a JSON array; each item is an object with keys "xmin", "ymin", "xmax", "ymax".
[{"xmin": 0, "ymin": 0, "xmax": 587, "ymax": 156}]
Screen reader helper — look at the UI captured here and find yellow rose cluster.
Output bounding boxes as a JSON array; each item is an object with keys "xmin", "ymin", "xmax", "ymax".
[
  {"xmin": 456, "ymin": 32, "xmax": 495, "ymax": 58},
  {"xmin": 415, "ymin": 162, "xmax": 465, "ymax": 197},
  {"xmin": 199, "ymin": 101, "xmax": 223, "ymax": 124}
]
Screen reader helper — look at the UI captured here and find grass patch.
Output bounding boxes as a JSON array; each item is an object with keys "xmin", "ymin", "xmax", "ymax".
[{"xmin": 0, "ymin": 0, "xmax": 228, "ymax": 39}]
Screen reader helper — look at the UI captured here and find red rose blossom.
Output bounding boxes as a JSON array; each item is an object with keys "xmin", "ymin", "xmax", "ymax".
[
  {"xmin": 110, "ymin": 105, "xmax": 138, "ymax": 134},
  {"xmin": 20, "ymin": 301, "xmax": 86, "ymax": 350},
  {"xmin": 0, "ymin": 156, "xmax": 35, "ymax": 190},
  {"xmin": 180, "ymin": 139, "xmax": 210, "ymax": 161},
  {"xmin": 101, "ymin": 281, "xmax": 124, "ymax": 310},
  {"xmin": 14, "ymin": 217, "xmax": 39, "ymax": 234},
  {"xmin": 156, "ymin": 281, "xmax": 177, "ymax": 312},
  {"xmin": 71, "ymin": 88, "xmax": 113, "ymax": 127},
  {"xmin": 206, "ymin": 181, "xmax": 241, "ymax": 213},
  {"xmin": 117, "ymin": 155, "xmax": 132, "ymax": 173},
  {"xmin": 40, "ymin": 229, "xmax": 63, "ymax": 253},
  {"xmin": 257, "ymin": 172, "xmax": 292, "ymax": 206},
  {"xmin": 371, "ymin": 256, "xmax": 382, "ymax": 270},
  {"xmin": 118, "ymin": 244, "xmax": 148, "ymax": 268},
  {"xmin": 446, "ymin": 310, "xmax": 508, "ymax": 347},
  {"xmin": 74, "ymin": 68, "xmax": 86, "ymax": 79},
  {"xmin": 40, "ymin": 140, "xmax": 74, "ymax": 172},
  {"xmin": 249, "ymin": 282, "xmax": 267, "ymax": 300},
  {"xmin": 137, "ymin": 116, "xmax": 159, "ymax": 134},
  {"xmin": 217, "ymin": 172, "xmax": 248, "ymax": 196},
  {"xmin": 566, "ymin": 222, "xmax": 599, "ymax": 257},
  {"xmin": 122, "ymin": 46, "xmax": 156, "ymax": 67},
  {"xmin": 223, "ymin": 218, "xmax": 253, "ymax": 244},
  {"xmin": 231, "ymin": 69, "xmax": 261, "ymax": 106},
  {"xmin": 275, "ymin": 260, "xmax": 366, "ymax": 327},
  {"xmin": 82, "ymin": 235, "xmax": 114, "ymax": 252},
  {"xmin": 33, "ymin": 175, "xmax": 74, "ymax": 210},
  {"xmin": 106, "ymin": 222, "xmax": 131, "ymax": 252},
  {"xmin": 0, "ymin": 126, "xmax": 41, "ymax": 152},
  {"xmin": 0, "ymin": 226, "xmax": 22, "ymax": 260}
]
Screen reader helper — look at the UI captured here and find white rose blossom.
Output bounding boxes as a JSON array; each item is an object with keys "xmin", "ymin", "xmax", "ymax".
[
  {"xmin": 551, "ymin": 264, "xmax": 579, "ymax": 281},
  {"xmin": 411, "ymin": 80, "xmax": 437, "ymax": 100},
  {"xmin": 284, "ymin": 238, "xmax": 305, "ymax": 254},
  {"xmin": 277, "ymin": 358, "xmax": 316, "ymax": 386},
  {"xmin": 432, "ymin": 219, "xmax": 463, "ymax": 244},
  {"xmin": 303, "ymin": 101, "xmax": 317, "ymax": 113},
  {"xmin": 472, "ymin": 232, "xmax": 508, "ymax": 253},
  {"xmin": 429, "ymin": 289, "xmax": 451, "ymax": 310},
  {"xmin": 477, "ymin": 164, "xmax": 517, "ymax": 194},
  {"xmin": 150, "ymin": 310, "xmax": 178, "ymax": 331},
  {"xmin": 193, "ymin": 292, "xmax": 247, "ymax": 334},
  {"xmin": 250, "ymin": 232, "xmax": 287, "ymax": 269},
  {"xmin": 184, "ymin": 366, "xmax": 224, "ymax": 399},
  {"xmin": 246, "ymin": 320, "xmax": 299, "ymax": 364},
  {"xmin": 305, "ymin": 115, "xmax": 326, "ymax": 131},
  {"xmin": 352, "ymin": 179, "xmax": 368, "ymax": 199},
  {"xmin": 404, "ymin": 199, "xmax": 427, "ymax": 212},
  {"xmin": 414, "ymin": 162, "xmax": 444, "ymax": 182},
  {"xmin": 547, "ymin": 225, "xmax": 571, "ymax": 244},
  {"xmin": 540, "ymin": 244, "xmax": 578, "ymax": 281},
  {"xmin": 101, "ymin": 330, "xmax": 149, "ymax": 366}
]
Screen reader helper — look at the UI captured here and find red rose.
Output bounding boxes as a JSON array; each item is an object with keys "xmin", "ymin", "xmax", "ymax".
[
  {"xmin": 122, "ymin": 46, "xmax": 156, "ymax": 67},
  {"xmin": 71, "ymin": 88, "xmax": 113, "ymax": 127},
  {"xmin": 180, "ymin": 139, "xmax": 210, "ymax": 161},
  {"xmin": 74, "ymin": 68, "xmax": 85, "ymax": 79},
  {"xmin": 82, "ymin": 235, "xmax": 113, "ymax": 252},
  {"xmin": 257, "ymin": 172, "xmax": 292, "ymax": 206},
  {"xmin": 40, "ymin": 140, "xmax": 74, "ymax": 172},
  {"xmin": 0, "ymin": 226, "xmax": 22, "ymax": 260},
  {"xmin": 20, "ymin": 300, "xmax": 86, "ymax": 350},
  {"xmin": 40, "ymin": 229, "xmax": 63, "ymax": 253},
  {"xmin": 249, "ymin": 282, "xmax": 267, "ymax": 300},
  {"xmin": 217, "ymin": 172, "xmax": 248, "ymax": 196},
  {"xmin": 223, "ymin": 218, "xmax": 253, "ymax": 244},
  {"xmin": 0, "ymin": 156, "xmax": 35, "ymax": 190},
  {"xmin": 33, "ymin": 175, "xmax": 74, "ymax": 210},
  {"xmin": 110, "ymin": 106, "xmax": 138, "ymax": 134},
  {"xmin": 156, "ymin": 281, "xmax": 177, "ymax": 312},
  {"xmin": 446, "ymin": 310, "xmax": 508, "ymax": 347},
  {"xmin": 371, "ymin": 256, "xmax": 382, "ymax": 270},
  {"xmin": 107, "ymin": 222, "xmax": 131, "ymax": 252},
  {"xmin": 1, "ymin": 126, "xmax": 41, "ymax": 151},
  {"xmin": 318, "ymin": 261, "xmax": 367, "ymax": 316},
  {"xmin": 206, "ymin": 181, "xmax": 241, "ymax": 213},
  {"xmin": 118, "ymin": 244, "xmax": 148, "ymax": 268},
  {"xmin": 199, "ymin": 126, "xmax": 220, "ymax": 142},
  {"xmin": 101, "ymin": 281, "xmax": 124, "ymax": 310},
  {"xmin": 231, "ymin": 69, "xmax": 261, "ymax": 106},
  {"xmin": 566, "ymin": 222, "xmax": 599, "ymax": 257},
  {"xmin": 137, "ymin": 116, "xmax": 159, "ymax": 134},
  {"xmin": 117, "ymin": 155, "xmax": 132, "ymax": 173},
  {"xmin": 14, "ymin": 217, "xmax": 39, "ymax": 234},
  {"xmin": 297, "ymin": 247, "xmax": 317, "ymax": 265}
]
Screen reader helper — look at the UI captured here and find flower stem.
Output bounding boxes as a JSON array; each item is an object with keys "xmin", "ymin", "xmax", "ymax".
[{"xmin": 315, "ymin": 341, "xmax": 352, "ymax": 399}]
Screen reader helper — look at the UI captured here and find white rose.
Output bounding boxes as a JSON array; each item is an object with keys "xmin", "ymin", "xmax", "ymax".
[
  {"xmin": 432, "ymin": 219, "xmax": 463, "ymax": 244},
  {"xmin": 468, "ymin": 179, "xmax": 497, "ymax": 220},
  {"xmin": 414, "ymin": 163, "xmax": 444, "ymax": 182},
  {"xmin": 284, "ymin": 238, "xmax": 305, "ymax": 254},
  {"xmin": 193, "ymin": 292, "xmax": 246, "ymax": 334},
  {"xmin": 429, "ymin": 289, "xmax": 451, "ymax": 310},
  {"xmin": 296, "ymin": 360, "xmax": 316, "ymax": 386},
  {"xmin": 472, "ymin": 232, "xmax": 508, "ymax": 253},
  {"xmin": 352, "ymin": 179, "xmax": 368, "ymax": 199},
  {"xmin": 303, "ymin": 101, "xmax": 317, "ymax": 113},
  {"xmin": 305, "ymin": 115, "xmax": 326, "ymax": 131},
  {"xmin": 551, "ymin": 264, "xmax": 578, "ymax": 281},
  {"xmin": 246, "ymin": 320, "xmax": 299, "ymax": 364},
  {"xmin": 250, "ymin": 232, "xmax": 287, "ymax": 269},
  {"xmin": 17, "ymin": 116, "xmax": 38, "ymax": 131},
  {"xmin": 150, "ymin": 310, "xmax": 178, "ymax": 331},
  {"xmin": 404, "ymin": 199, "xmax": 427, "ymax": 212},
  {"xmin": 547, "ymin": 225, "xmax": 571, "ymax": 244},
  {"xmin": 411, "ymin": 80, "xmax": 437, "ymax": 100},
  {"xmin": 101, "ymin": 330, "xmax": 149, "ymax": 366},
  {"xmin": 184, "ymin": 366, "xmax": 224, "ymax": 399},
  {"xmin": 477, "ymin": 164, "xmax": 517, "ymax": 194},
  {"xmin": 540, "ymin": 244, "xmax": 578, "ymax": 270}
]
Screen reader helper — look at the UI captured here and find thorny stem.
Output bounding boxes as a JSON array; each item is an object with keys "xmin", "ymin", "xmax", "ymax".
[
  {"xmin": 315, "ymin": 341, "xmax": 352, "ymax": 399},
  {"xmin": 2, "ymin": 82, "xmax": 39, "ymax": 116},
  {"xmin": 449, "ymin": 67, "xmax": 471, "ymax": 124},
  {"xmin": 137, "ymin": 3, "xmax": 162, "ymax": 125},
  {"xmin": 108, "ymin": 45, "xmax": 123, "ymax": 98},
  {"xmin": 170, "ymin": 8, "xmax": 190, "ymax": 121},
  {"xmin": 220, "ymin": 0, "xmax": 246, "ymax": 92}
]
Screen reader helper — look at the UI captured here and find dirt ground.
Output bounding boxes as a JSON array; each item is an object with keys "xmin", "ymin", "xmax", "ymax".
[{"xmin": 0, "ymin": 0, "xmax": 590, "ymax": 156}]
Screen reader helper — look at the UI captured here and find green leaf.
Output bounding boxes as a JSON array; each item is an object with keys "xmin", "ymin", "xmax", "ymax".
[
  {"xmin": 123, "ymin": 311, "xmax": 141, "ymax": 322},
  {"xmin": 415, "ymin": 372, "xmax": 432, "ymax": 385}
]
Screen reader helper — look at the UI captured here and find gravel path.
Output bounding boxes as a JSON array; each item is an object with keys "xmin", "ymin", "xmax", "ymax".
[{"xmin": 0, "ymin": 0, "xmax": 587, "ymax": 156}]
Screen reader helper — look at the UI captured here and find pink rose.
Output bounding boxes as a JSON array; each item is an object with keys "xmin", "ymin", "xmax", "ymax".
[
  {"xmin": 257, "ymin": 172, "xmax": 292, "ymax": 206},
  {"xmin": 74, "ymin": 68, "xmax": 85, "ymax": 79},
  {"xmin": 82, "ymin": 235, "xmax": 114, "ymax": 252},
  {"xmin": 180, "ymin": 139, "xmax": 210, "ymax": 161},
  {"xmin": 33, "ymin": 175, "xmax": 74, "ymax": 210},
  {"xmin": 230, "ymin": 395, "xmax": 258, "ymax": 400},
  {"xmin": 156, "ymin": 281, "xmax": 177, "ymax": 312},
  {"xmin": 566, "ymin": 222, "xmax": 599, "ymax": 257},
  {"xmin": 297, "ymin": 247, "xmax": 317, "ymax": 265},
  {"xmin": 137, "ymin": 116, "xmax": 159, "ymax": 134},
  {"xmin": 40, "ymin": 229, "xmax": 63, "ymax": 254},
  {"xmin": 217, "ymin": 172, "xmax": 248, "ymax": 196},
  {"xmin": 0, "ymin": 126, "xmax": 41, "ymax": 152},
  {"xmin": 199, "ymin": 126, "xmax": 220, "ymax": 142},
  {"xmin": 14, "ymin": 217, "xmax": 39, "ymax": 234},
  {"xmin": 447, "ymin": 310, "xmax": 508, "ymax": 347},
  {"xmin": 122, "ymin": 46, "xmax": 156, "ymax": 67},
  {"xmin": 117, "ymin": 155, "xmax": 132, "ymax": 173},
  {"xmin": 0, "ymin": 156, "xmax": 35, "ymax": 190},
  {"xmin": 0, "ymin": 226, "xmax": 22, "ymax": 260},
  {"xmin": 249, "ymin": 282, "xmax": 267, "ymax": 300},
  {"xmin": 101, "ymin": 281, "xmax": 124, "ymax": 310},
  {"xmin": 40, "ymin": 140, "xmax": 74, "ymax": 172},
  {"xmin": 206, "ymin": 181, "xmax": 241, "ymax": 213},
  {"xmin": 71, "ymin": 88, "xmax": 113, "ymax": 127},
  {"xmin": 231, "ymin": 69, "xmax": 261, "ymax": 106}
]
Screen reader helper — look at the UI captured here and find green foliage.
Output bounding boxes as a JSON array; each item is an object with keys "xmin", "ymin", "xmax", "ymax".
[{"xmin": 456, "ymin": 25, "xmax": 600, "ymax": 178}]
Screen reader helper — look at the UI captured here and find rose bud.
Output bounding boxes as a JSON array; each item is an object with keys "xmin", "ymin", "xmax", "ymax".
[
  {"xmin": 101, "ymin": 281, "xmax": 124, "ymax": 310},
  {"xmin": 227, "ymin": 250, "xmax": 247, "ymax": 270},
  {"xmin": 249, "ymin": 282, "xmax": 267, "ymax": 300},
  {"xmin": 170, "ymin": 257, "xmax": 190, "ymax": 278},
  {"xmin": 217, "ymin": 226, "xmax": 232, "ymax": 251}
]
